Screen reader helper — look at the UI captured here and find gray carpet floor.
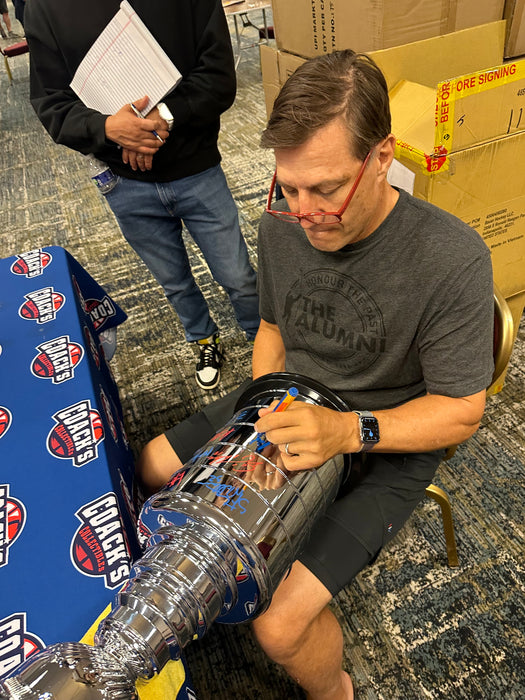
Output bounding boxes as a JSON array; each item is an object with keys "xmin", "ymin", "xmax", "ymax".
[{"xmin": 1, "ymin": 13, "xmax": 524, "ymax": 700}]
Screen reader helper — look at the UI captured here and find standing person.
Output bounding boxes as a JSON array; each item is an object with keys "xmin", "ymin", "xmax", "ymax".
[
  {"xmin": 24, "ymin": 0, "xmax": 260, "ymax": 390},
  {"xmin": 1, "ymin": 0, "xmax": 20, "ymax": 38},
  {"xmin": 11, "ymin": 0, "xmax": 24, "ymax": 29},
  {"xmin": 136, "ymin": 50, "xmax": 494, "ymax": 698}
]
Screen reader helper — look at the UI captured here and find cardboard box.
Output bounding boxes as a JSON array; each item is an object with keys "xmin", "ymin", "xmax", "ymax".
[
  {"xmin": 271, "ymin": 0, "xmax": 505, "ymax": 57},
  {"xmin": 391, "ymin": 132, "xmax": 525, "ymax": 299},
  {"xmin": 260, "ymin": 44, "xmax": 306, "ymax": 117},
  {"xmin": 392, "ymin": 61, "xmax": 525, "ymax": 153},
  {"xmin": 504, "ymin": 0, "xmax": 525, "ymax": 57},
  {"xmin": 389, "ymin": 46, "xmax": 525, "ymax": 298},
  {"xmin": 260, "ymin": 21, "xmax": 507, "ymax": 116}
]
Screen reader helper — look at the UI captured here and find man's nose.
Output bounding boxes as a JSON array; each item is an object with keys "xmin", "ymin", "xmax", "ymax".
[{"xmin": 296, "ymin": 191, "xmax": 317, "ymax": 213}]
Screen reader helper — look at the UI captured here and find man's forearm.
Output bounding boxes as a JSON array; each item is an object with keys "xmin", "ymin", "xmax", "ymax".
[
  {"xmin": 255, "ymin": 389, "xmax": 487, "ymax": 472},
  {"xmin": 252, "ymin": 319, "xmax": 286, "ymax": 379},
  {"xmin": 342, "ymin": 390, "xmax": 487, "ymax": 455}
]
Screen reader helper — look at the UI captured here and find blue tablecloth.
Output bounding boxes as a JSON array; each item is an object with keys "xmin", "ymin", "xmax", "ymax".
[{"xmin": 0, "ymin": 246, "xmax": 141, "ymax": 677}]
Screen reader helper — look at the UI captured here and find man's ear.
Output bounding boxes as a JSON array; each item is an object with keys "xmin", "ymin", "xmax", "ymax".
[{"xmin": 376, "ymin": 134, "xmax": 396, "ymax": 178}]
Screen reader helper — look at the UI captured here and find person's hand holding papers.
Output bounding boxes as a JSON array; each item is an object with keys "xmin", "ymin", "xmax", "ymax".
[{"xmin": 105, "ymin": 95, "xmax": 170, "ymax": 171}]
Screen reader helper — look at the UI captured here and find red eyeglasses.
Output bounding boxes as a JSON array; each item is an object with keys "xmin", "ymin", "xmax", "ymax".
[{"xmin": 265, "ymin": 151, "xmax": 371, "ymax": 224}]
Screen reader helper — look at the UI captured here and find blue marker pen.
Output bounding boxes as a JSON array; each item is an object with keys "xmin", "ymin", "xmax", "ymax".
[{"xmin": 256, "ymin": 387, "xmax": 298, "ymax": 451}]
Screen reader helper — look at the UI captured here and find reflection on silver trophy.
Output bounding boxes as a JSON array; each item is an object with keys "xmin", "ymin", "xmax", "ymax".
[{"xmin": 0, "ymin": 373, "xmax": 349, "ymax": 699}]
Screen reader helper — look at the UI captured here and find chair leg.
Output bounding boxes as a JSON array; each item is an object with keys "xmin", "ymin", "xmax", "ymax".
[
  {"xmin": 4, "ymin": 55, "xmax": 13, "ymax": 84},
  {"xmin": 425, "ymin": 483, "xmax": 459, "ymax": 567}
]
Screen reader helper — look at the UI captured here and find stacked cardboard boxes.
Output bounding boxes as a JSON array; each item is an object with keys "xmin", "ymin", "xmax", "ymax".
[
  {"xmin": 260, "ymin": 21, "xmax": 525, "ymax": 388},
  {"xmin": 260, "ymin": 21, "xmax": 508, "ymax": 115},
  {"xmin": 271, "ymin": 0, "xmax": 505, "ymax": 58},
  {"xmin": 504, "ymin": 0, "xmax": 525, "ymax": 57},
  {"xmin": 384, "ymin": 24, "xmax": 525, "ymax": 387}
]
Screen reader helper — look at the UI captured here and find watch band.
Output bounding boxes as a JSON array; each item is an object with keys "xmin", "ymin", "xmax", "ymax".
[
  {"xmin": 353, "ymin": 410, "xmax": 380, "ymax": 452},
  {"xmin": 157, "ymin": 102, "xmax": 174, "ymax": 131}
]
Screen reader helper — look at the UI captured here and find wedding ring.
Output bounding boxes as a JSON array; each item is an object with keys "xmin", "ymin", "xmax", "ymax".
[
  {"xmin": 265, "ymin": 471, "xmax": 275, "ymax": 476},
  {"xmin": 285, "ymin": 443, "xmax": 291, "ymax": 455}
]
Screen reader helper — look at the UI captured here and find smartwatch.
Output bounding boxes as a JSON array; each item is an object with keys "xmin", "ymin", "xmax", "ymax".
[
  {"xmin": 353, "ymin": 410, "xmax": 380, "ymax": 452},
  {"xmin": 157, "ymin": 102, "xmax": 174, "ymax": 131}
]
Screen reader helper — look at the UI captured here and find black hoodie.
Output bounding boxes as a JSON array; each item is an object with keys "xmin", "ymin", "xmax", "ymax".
[{"xmin": 25, "ymin": 0, "xmax": 236, "ymax": 181}]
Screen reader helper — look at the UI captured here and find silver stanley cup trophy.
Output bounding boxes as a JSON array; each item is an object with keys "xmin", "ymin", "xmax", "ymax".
[{"xmin": 0, "ymin": 373, "xmax": 350, "ymax": 699}]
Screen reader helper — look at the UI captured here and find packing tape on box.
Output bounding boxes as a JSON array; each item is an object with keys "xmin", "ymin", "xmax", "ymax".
[{"xmin": 435, "ymin": 61, "xmax": 525, "ymax": 150}]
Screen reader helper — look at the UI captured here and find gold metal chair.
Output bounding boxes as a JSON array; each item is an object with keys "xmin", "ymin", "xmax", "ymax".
[{"xmin": 425, "ymin": 282, "xmax": 515, "ymax": 567}]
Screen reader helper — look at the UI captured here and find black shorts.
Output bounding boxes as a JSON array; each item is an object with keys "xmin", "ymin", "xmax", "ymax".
[
  {"xmin": 0, "ymin": 0, "xmax": 8, "ymax": 15},
  {"xmin": 164, "ymin": 384, "xmax": 443, "ymax": 597}
]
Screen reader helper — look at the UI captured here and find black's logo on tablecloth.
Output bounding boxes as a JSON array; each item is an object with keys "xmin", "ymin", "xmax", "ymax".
[
  {"xmin": 0, "ymin": 613, "xmax": 45, "ymax": 680},
  {"xmin": 18, "ymin": 287, "xmax": 65, "ymax": 324},
  {"xmin": 10, "ymin": 249, "xmax": 52, "ymax": 279},
  {"xmin": 71, "ymin": 493, "xmax": 131, "ymax": 589},
  {"xmin": 84, "ymin": 296, "xmax": 116, "ymax": 331},
  {"xmin": 0, "ymin": 485, "xmax": 26, "ymax": 569},
  {"xmin": 31, "ymin": 335, "xmax": 84, "ymax": 384},
  {"xmin": 71, "ymin": 274, "xmax": 87, "ymax": 311},
  {"xmin": 47, "ymin": 400, "xmax": 104, "ymax": 467}
]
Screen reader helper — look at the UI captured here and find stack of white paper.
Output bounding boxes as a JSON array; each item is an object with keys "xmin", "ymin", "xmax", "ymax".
[{"xmin": 70, "ymin": 0, "xmax": 182, "ymax": 115}]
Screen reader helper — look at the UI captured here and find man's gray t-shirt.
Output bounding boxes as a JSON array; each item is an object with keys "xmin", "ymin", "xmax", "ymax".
[{"xmin": 257, "ymin": 188, "xmax": 494, "ymax": 411}]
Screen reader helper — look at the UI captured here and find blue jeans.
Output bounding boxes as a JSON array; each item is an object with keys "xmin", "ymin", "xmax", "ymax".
[{"xmin": 105, "ymin": 165, "xmax": 260, "ymax": 342}]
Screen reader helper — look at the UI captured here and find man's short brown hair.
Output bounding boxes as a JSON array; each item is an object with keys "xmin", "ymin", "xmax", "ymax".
[{"xmin": 260, "ymin": 50, "xmax": 391, "ymax": 160}]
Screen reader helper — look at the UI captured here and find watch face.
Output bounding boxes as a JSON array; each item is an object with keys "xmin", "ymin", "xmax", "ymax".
[{"xmin": 361, "ymin": 417, "xmax": 379, "ymax": 442}]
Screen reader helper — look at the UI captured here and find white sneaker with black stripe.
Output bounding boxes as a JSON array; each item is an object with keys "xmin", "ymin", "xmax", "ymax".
[{"xmin": 195, "ymin": 332, "xmax": 223, "ymax": 390}]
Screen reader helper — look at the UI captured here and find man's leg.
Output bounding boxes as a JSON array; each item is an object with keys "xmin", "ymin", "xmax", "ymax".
[
  {"xmin": 104, "ymin": 177, "xmax": 217, "ymax": 342},
  {"xmin": 2, "ymin": 11, "xmax": 11, "ymax": 33},
  {"xmin": 252, "ymin": 561, "xmax": 353, "ymax": 700},
  {"xmin": 252, "ymin": 450, "xmax": 443, "ymax": 697},
  {"xmin": 136, "ymin": 434, "xmax": 183, "ymax": 495},
  {"xmin": 172, "ymin": 165, "xmax": 260, "ymax": 341},
  {"xmin": 136, "ymin": 381, "xmax": 251, "ymax": 495}
]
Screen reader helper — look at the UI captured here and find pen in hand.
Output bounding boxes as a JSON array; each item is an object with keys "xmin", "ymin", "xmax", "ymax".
[
  {"xmin": 256, "ymin": 387, "xmax": 299, "ymax": 452},
  {"xmin": 129, "ymin": 102, "xmax": 165, "ymax": 144}
]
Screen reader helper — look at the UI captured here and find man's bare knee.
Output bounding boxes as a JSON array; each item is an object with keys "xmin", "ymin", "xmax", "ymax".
[
  {"xmin": 252, "ymin": 561, "xmax": 333, "ymax": 663},
  {"xmin": 136, "ymin": 434, "xmax": 183, "ymax": 495},
  {"xmin": 253, "ymin": 607, "xmax": 304, "ymax": 663}
]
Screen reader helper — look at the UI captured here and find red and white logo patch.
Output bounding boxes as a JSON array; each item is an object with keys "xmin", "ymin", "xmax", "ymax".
[
  {"xmin": 0, "ymin": 485, "xmax": 27, "ymax": 568},
  {"xmin": 10, "ymin": 249, "xmax": 52, "ymax": 279},
  {"xmin": 0, "ymin": 613, "xmax": 45, "ymax": 679},
  {"xmin": 0, "ymin": 407, "xmax": 12, "ymax": 441},
  {"xmin": 19, "ymin": 287, "xmax": 65, "ymax": 324},
  {"xmin": 31, "ymin": 336, "xmax": 84, "ymax": 384},
  {"xmin": 71, "ymin": 493, "xmax": 131, "ymax": 589},
  {"xmin": 47, "ymin": 400, "xmax": 104, "ymax": 467}
]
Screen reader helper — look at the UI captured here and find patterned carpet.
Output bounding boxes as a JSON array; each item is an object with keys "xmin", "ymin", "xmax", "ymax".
[{"xmin": 1, "ymin": 14, "xmax": 524, "ymax": 700}]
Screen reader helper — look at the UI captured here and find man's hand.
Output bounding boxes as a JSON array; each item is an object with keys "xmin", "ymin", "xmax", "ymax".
[
  {"xmin": 254, "ymin": 402, "xmax": 356, "ymax": 471},
  {"xmin": 121, "ymin": 148, "xmax": 154, "ymax": 172},
  {"xmin": 105, "ymin": 95, "xmax": 170, "ymax": 159}
]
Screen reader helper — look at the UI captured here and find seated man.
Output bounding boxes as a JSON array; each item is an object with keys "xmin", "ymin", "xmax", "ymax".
[{"xmin": 137, "ymin": 50, "xmax": 494, "ymax": 700}]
